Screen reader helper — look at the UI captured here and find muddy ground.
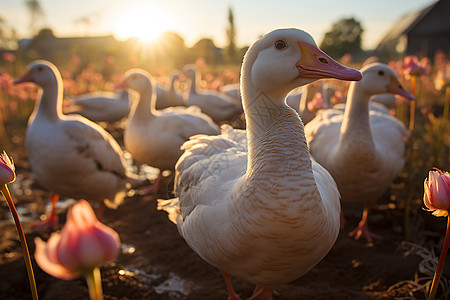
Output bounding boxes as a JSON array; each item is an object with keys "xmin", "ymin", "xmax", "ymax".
[{"xmin": 0, "ymin": 125, "xmax": 447, "ymax": 300}]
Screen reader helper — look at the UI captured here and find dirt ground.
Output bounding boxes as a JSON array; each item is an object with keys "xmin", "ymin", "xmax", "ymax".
[{"xmin": 0, "ymin": 125, "xmax": 448, "ymax": 300}]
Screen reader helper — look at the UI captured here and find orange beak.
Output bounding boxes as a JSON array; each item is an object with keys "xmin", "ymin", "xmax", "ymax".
[
  {"xmin": 114, "ymin": 81, "xmax": 128, "ymax": 90},
  {"xmin": 386, "ymin": 75, "xmax": 415, "ymax": 101},
  {"xmin": 13, "ymin": 71, "xmax": 33, "ymax": 85},
  {"xmin": 297, "ymin": 42, "xmax": 362, "ymax": 81}
]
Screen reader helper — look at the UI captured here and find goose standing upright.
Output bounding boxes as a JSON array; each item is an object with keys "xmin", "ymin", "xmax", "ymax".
[
  {"xmin": 305, "ymin": 63, "xmax": 414, "ymax": 242},
  {"xmin": 183, "ymin": 64, "xmax": 243, "ymax": 123},
  {"xmin": 14, "ymin": 60, "xmax": 137, "ymax": 229},
  {"xmin": 158, "ymin": 28, "xmax": 362, "ymax": 300},
  {"xmin": 117, "ymin": 69, "xmax": 220, "ymax": 194}
]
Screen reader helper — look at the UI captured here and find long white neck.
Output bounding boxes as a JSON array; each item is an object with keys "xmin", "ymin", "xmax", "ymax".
[
  {"xmin": 337, "ymin": 82, "xmax": 375, "ymax": 154},
  {"xmin": 129, "ymin": 82, "xmax": 155, "ymax": 124},
  {"xmin": 240, "ymin": 58, "xmax": 317, "ymax": 197},
  {"xmin": 188, "ymin": 72, "xmax": 198, "ymax": 95},
  {"xmin": 169, "ymin": 76, "xmax": 177, "ymax": 92},
  {"xmin": 33, "ymin": 75, "xmax": 64, "ymax": 123}
]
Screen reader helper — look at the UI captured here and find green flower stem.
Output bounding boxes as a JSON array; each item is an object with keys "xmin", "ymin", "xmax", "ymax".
[
  {"xmin": 429, "ymin": 214, "xmax": 450, "ymax": 300},
  {"xmin": 85, "ymin": 267, "xmax": 103, "ymax": 300},
  {"xmin": 0, "ymin": 184, "xmax": 38, "ymax": 300}
]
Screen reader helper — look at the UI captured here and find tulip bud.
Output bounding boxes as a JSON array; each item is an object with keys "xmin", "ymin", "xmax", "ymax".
[
  {"xmin": 403, "ymin": 55, "xmax": 426, "ymax": 77},
  {"xmin": 0, "ymin": 151, "xmax": 15, "ymax": 185},
  {"xmin": 35, "ymin": 200, "xmax": 120, "ymax": 280},
  {"xmin": 424, "ymin": 169, "xmax": 450, "ymax": 217},
  {"xmin": 307, "ymin": 93, "xmax": 327, "ymax": 111}
]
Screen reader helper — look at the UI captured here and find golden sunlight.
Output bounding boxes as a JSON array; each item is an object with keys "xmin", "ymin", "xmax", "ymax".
[{"xmin": 114, "ymin": 8, "xmax": 172, "ymax": 43}]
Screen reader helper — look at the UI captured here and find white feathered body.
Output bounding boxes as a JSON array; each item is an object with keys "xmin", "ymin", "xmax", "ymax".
[
  {"xmin": 172, "ymin": 109, "xmax": 340, "ymax": 285},
  {"xmin": 306, "ymin": 68, "xmax": 410, "ymax": 204},
  {"xmin": 65, "ymin": 90, "xmax": 131, "ymax": 123},
  {"xmin": 186, "ymin": 91, "xmax": 243, "ymax": 124},
  {"xmin": 183, "ymin": 66, "xmax": 243, "ymax": 123},
  {"xmin": 157, "ymin": 28, "xmax": 362, "ymax": 288},
  {"xmin": 27, "ymin": 94, "xmax": 128, "ymax": 206},
  {"xmin": 125, "ymin": 106, "xmax": 219, "ymax": 171},
  {"xmin": 123, "ymin": 75, "xmax": 220, "ymax": 171},
  {"xmin": 155, "ymin": 84, "xmax": 185, "ymax": 110}
]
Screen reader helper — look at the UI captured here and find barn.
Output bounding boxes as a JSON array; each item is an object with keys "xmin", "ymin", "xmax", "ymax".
[{"xmin": 375, "ymin": 0, "xmax": 450, "ymax": 60}]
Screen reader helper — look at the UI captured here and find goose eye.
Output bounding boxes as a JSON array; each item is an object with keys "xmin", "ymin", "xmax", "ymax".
[
  {"xmin": 37, "ymin": 66, "xmax": 44, "ymax": 71},
  {"xmin": 378, "ymin": 70, "xmax": 384, "ymax": 76},
  {"xmin": 275, "ymin": 40, "xmax": 287, "ymax": 50}
]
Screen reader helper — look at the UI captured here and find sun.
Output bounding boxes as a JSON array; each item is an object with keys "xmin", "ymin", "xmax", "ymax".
[{"xmin": 114, "ymin": 8, "xmax": 171, "ymax": 43}]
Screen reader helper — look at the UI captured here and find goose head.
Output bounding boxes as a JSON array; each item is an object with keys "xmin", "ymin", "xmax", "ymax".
[
  {"xmin": 357, "ymin": 63, "xmax": 415, "ymax": 100},
  {"xmin": 13, "ymin": 60, "xmax": 61, "ymax": 89},
  {"xmin": 241, "ymin": 28, "xmax": 362, "ymax": 102},
  {"xmin": 117, "ymin": 69, "xmax": 153, "ymax": 95}
]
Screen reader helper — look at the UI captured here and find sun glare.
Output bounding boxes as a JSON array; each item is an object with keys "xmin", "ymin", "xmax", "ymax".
[{"xmin": 114, "ymin": 8, "xmax": 171, "ymax": 43}]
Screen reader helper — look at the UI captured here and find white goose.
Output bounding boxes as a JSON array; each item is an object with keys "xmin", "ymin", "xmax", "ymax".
[
  {"xmin": 183, "ymin": 64, "xmax": 243, "ymax": 123},
  {"xmin": 14, "ymin": 60, "xmax": 135, "ymax": 229},
  {"xmin": 332, "ymin": 93, "xmax": 397, "ymax": 115},
  {"xmin": 64, "ymin": 89, "xmax": 132, "ymax": 123},
  {"xmin": 117, "ymin": 69, "xmax": 220, "ymax": 193},
  {"xmin": 370, "ymin": 93, "xmax": 398, "ymax": 113},
  {"xmin": 155, "ymin": 70, "xmax": 185, "ymax": 110},
  {"xmin": 221, "ymin": 83, "xmax": 241, "ymax": 102},
  {"xmin": 158, "ymin": 28, "xmax": 362, "ymax": 300},
  {"xmin": 305, "ymin": 63, "xmax": 414, "ymax": 242}
]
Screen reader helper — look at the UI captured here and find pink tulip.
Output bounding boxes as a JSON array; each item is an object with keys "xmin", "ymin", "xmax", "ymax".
[
  {"xmin": 0, "ymin": 151, "xmax": 38, "ymax": 299},
  {"xmin": 35, "ymin": 200, "xmax": 120, "ymax": 280},
  {"xmin": 2, "ymin": 52, "xmax": 16, "ymax": 63},
  {"xmin": 403, "ymin": 55, "xmax": 427, "ymax": 77},
  {"xmin": 0, "ymin": 151, "xmax": 15, "ymax": 185},
  {"xmin": 307, "ymin": 93, "xmax": 327, "ymax": 111},
  {"xmin": 423, "ymin": 169, "xmax": 450, "ymax": 217},
  {"xmin": 425, "ymin": 168, "xmax": 450, "ymax": 300}
]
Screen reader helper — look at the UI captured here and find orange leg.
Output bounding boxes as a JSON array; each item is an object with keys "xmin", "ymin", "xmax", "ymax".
[
  {"xmin": 221, "ymin": 271, "xmax": 242, "ymax": 300},
  {"xmin": 96, "ymin": 201, "xmax": 105, "ymax": 222},
  {"xmin": 247, "ymin": 285, "xmax": 275, "ymax": 300},
  {"xmin": 348, "ymin": 200, "xmax": 382, "ymax": 242},
  {"xmin": 33, "ymin": 193, "xmax": 59, "ymax": 231},
  {"xmin": 137, "ymin": 171, "xmax": 162, "ymax": 195}
]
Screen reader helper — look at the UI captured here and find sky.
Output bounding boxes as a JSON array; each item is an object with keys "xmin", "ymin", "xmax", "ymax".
[{"xmin": 0, "ymin": 0, "xmax": 436, "ymax": 50}]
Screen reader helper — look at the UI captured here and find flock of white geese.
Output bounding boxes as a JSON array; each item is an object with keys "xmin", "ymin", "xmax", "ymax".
[{"xmin": 12, "ymin": 28, "xmax": 414, "ymax": 300}]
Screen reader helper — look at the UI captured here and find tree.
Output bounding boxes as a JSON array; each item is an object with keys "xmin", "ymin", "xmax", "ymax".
[
  {"xmin": 225, "ymin": 7, "xmax": 237, "ymax": 63},
  {"xmin": 0, "ymin": 15, "xmax": 18, "ymax": 50},
  {"xmin": 320, "ymin": 17, "xmax": 363, "ymax": 58},
  {"xmin": 190, "ymin": 38, "xmax": 222, "ymax": 65},
  {"xmin": 25, "ymin": 0, "xmax": 46, "ymax": 37},
  {"xmin": 157, "ymin": 31, "xmax": 188, "ymax": 69}
]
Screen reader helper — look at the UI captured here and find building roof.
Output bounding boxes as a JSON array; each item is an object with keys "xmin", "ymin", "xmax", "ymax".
[{"xmin": 377, "ymin": 1, "xmax": 438, "ymax": 46}]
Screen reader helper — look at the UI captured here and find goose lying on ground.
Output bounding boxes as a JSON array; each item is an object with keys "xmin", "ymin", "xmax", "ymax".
[
  {"xmin": 183, "ymin": 64, "xmax": 243, "ymax": 124},
  {"xmin": 158, "ymin": 28, "xmax": 362, "ymax": 300},
  {"xmin": 64, "ymin": 89, "xmax": 132, "ymax": 124},
  {"xmin": 117, "ymin": 69, "xmax": 220, "ymax": 194}
]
